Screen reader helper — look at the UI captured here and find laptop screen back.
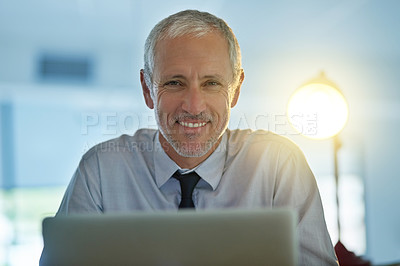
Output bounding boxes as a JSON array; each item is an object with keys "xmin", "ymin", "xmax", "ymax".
[{"xmin": 40, "ymin": 208, "xmax": 297, "ymax": 266}]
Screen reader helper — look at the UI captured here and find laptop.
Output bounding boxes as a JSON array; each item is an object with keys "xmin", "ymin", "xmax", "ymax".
[{"xmin": 40, "ymin": 208, "xmax": 297, "ymax": 266}]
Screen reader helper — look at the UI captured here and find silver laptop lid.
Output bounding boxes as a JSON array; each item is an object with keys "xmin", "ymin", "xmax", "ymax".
[{"xmin": 41, "ymin": 208, "xmax": 297, "ymax": 266}]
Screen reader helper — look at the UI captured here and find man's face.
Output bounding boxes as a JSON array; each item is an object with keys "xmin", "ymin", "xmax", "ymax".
[{"xmin": 144, "ymin": 32, "xmax": 241, "ymax": 159}]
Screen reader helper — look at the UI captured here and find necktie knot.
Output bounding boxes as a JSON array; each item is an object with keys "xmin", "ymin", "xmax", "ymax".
[{"xmin": 173, "ymin": 171, "xmax": 200, "ymax": 209}]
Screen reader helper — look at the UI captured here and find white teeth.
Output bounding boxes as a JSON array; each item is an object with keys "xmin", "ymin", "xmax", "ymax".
[{"xmin": 179, "ymin": 121, "xmax": 207, "ymax": 128}]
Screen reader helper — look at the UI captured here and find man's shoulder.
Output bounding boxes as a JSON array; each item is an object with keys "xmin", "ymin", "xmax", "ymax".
[
  {"xmin": 224, "ymin": 129, "xmax": 308, "ymax": 169},
  {"xmin": 82, "ymin": 128, "xmax": 158, "ymax": 160},
  {"xmin": 226, "ymin": 129, "xmax": 301, "ymax": 155},
  {"xmin": 228, "ymin": 129, "xmax": 298, "ymax": 147}
]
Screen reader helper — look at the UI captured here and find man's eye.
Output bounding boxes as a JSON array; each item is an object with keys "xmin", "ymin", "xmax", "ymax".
[
  {"xmin": 164, "ymin": 80, "xmax": 181, "ymax": 86},
  {"xmin": 207, "ymin": 81, "xmax": 219, "ymax": 86},
  {"xmin": 203, "ymin": 81, "xmax": 222, "ymax": 92}
]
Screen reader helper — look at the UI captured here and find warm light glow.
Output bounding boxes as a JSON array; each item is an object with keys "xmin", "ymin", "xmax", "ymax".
[{"xmin": 287, "ymin": 82, "xmax": 349, "ymax": 139}]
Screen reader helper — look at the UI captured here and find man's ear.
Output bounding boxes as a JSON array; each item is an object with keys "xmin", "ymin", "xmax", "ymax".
[
  {"xmin": 140, "ymin": 69, "xmax": 154, "ymax": 109},
  {"xmin": 230, "ymin": 70, "xmax": 245, "ymax": 108}
]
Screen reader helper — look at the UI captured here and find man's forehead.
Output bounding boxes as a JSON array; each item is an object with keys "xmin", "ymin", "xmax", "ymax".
[
  {"xmin": 153, "ymin": 33, "xmax": 231, "ymax": 75},
  {"xmin": 154, "ymin": 31, "xmax": 229, "ymax": 56}
]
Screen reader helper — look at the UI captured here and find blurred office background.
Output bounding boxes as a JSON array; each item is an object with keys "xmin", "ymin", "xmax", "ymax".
[{"xmin": 0, "ymin": 0, "xmax": 399, "ymax": 265}]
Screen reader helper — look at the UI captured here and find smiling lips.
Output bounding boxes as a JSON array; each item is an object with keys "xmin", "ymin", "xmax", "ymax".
[{"xmin": 178, "ymin": 121, "xmax": 207, "ymax": 128}]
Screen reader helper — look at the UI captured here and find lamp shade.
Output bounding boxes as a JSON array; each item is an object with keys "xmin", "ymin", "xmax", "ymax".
[{"xmin": 287, "ymin": 72, "xmax": 349, "ymax": 139}]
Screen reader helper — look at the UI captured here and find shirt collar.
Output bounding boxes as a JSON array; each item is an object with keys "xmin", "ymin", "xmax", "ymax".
[
  {"xmin": 154, "ymin": 131, "xmax": 179, "ymax": 188},
  {"xmin": 153, "ymin": 131, "xmax": 228, "ymax": 190}
]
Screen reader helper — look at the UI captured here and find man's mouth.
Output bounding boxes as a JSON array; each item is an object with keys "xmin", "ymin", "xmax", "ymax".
[{"xmin": 178, "ymin": 121, "xmax": 207, "ymax": 128}]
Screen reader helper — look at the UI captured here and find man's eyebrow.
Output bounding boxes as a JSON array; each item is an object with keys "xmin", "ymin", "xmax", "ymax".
[
  {"xmin": 202, "ymin": 75, "xmax": 230, "ymax": 84},
  {"xmin": 159, "ymin": 74, "xmax": 186, "ymax": 81},
  {"xmin": 203, "ymin": 75, "xmax": 223, "ymax": 79},
  {"xmin": 159, "ymin": 74, "xmax": 229, "ymax": 83}
]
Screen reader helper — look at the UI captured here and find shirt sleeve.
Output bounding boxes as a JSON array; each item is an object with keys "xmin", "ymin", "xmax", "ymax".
[
  {"xmin": 56, "ymin": 152, "xmax": 103, "ymax": 215},
  {"xmin": 273, "ymin": 145, "xmax": 339, "ymax": 266}
]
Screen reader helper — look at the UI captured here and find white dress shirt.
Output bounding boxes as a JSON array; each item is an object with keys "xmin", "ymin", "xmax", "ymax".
[{"xmin": 57, "ymin": 128, "xmax": 338, "ymax": 265}]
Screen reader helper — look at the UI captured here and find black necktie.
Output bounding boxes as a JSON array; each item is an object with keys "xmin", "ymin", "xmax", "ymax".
[{"xmin": 173, "ymin": 170, "xmax": 200, "ymax": 209}]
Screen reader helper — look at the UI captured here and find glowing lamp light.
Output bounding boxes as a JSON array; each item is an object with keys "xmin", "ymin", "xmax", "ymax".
[
  {"xmin": 287, "ymin": 72, "xmax": 349, "ymax": 139},
  {"xmin": 287, "ymin": 73, "xmax": 368, "ymax": 264}
]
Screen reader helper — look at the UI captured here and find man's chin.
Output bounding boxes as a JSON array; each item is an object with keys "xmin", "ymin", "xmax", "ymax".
[
  {"xmin": 168, "ymin": 138, "xmax": 215, "ymax": 158},
  {"xmin": 177, "ymin": 151, "xmax": 207, "ymax": 158},
  {"xmin": 174, "ymin": 143, "xmax": 210, "ymax": 158},
  {"xmin": 159, "ymin": 130, "xmax": 222, "ymax": 158}
]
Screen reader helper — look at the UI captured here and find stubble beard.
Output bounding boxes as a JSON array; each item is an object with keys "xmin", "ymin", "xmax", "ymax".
[{"xmin": 155, "ymin": 108, "xmax": 229, "ymax": 158}]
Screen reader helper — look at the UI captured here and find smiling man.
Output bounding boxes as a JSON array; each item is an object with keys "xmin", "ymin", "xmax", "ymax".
[
  {"xmin": 141, "ymin": 29, "xmax": 242, "ymax": 168},
  {"xmin": 55, "ymin": 10, "xmax": 337, "ymax": 265}
]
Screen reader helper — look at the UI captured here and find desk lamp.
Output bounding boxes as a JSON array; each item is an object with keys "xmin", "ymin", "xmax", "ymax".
[{"xmin": 287, "ymin": 72, "xmax": 370, "ymax": 266}]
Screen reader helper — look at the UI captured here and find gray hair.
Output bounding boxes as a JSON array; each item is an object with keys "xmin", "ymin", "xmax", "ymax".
[{"xmin": 143, "ymin": 9, "xmax": 242, "ymax": 93}]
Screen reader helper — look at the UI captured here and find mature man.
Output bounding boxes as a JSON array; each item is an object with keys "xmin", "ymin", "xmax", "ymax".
[{"xmin": 56, "ymin": 10, "xmax": 337, "ymax": 265}]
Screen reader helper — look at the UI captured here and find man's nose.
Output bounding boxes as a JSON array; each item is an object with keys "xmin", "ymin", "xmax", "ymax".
[{"xmin": 181, "ymin": 85, "xmax": 206, "ymax": 115}]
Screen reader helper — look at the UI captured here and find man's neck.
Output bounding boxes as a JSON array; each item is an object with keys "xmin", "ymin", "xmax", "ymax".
[{"xmin": 158, "ymin": 133, "xmax": 222, "ymax": 169}]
